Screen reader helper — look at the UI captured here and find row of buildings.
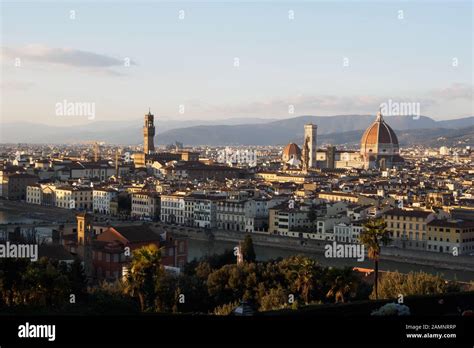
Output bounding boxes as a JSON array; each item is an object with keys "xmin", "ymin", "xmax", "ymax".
[{"xmin": 2, "ymin": 109, "xmax": 473, "ymax": 260}]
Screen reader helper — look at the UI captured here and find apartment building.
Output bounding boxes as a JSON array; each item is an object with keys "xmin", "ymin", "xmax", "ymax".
[
  {"xmin": 318, "ymin": 191, "xmax": 358, "ymax": 203},
  {"xmin": 217, "ymin": 199, "xmax": 247, "ymax": 232},
  {"xmin": 383, "ymin": 209, "xmax": 435, "ymax": 250},
  {"xmin": 183, "ymin": 193, "xmax": 220, "ymax": 229},
  {"xmin": 0, "ymin": 172, "xmax": 38, "ymax": 200},
  {"xmin": 131, "ymin": 192, "xmax": 160, "ymax": 220},
  {"xmin": 334, "ymin": 221, "xmax": 364, "ymax": 243},
  {"xmin": 26, "ymin": 184, "xmax": 57, "ymax": 206},
  {"xmin": 93, "ymin": 188, "xmax": 119, "ymax": 215},
  {"xmin": 427, "ymin": 219, "xmax": 474, "ymax": 255},
  {"xmin": 55, "ymin": 186, "xmax": 93, "ymax": 210},
  {"xmin": 160, "ymin": 192, "xmax": 186, "ymax": 224}
]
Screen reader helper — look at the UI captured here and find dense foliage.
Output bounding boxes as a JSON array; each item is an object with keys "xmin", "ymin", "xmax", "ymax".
[
  {"xmin": 372, "ymin": 271, "xmax": 460, "ymax": 300},
  {"xmin": 0, "ymin": 239, "xmax": 464, "ymax": 315}
]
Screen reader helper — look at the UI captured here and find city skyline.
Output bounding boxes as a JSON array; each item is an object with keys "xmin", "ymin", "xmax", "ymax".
[
  {"xmin": 1, "ymin": 0, "xmax": 473, "ymax": 128},
  {"xmin": 0, "ymin": 1, "xmax": 473, "ymax": 345}
]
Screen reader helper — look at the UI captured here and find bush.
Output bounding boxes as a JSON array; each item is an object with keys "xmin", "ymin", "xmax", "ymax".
[
  {"xmin": 372, "ymin": 271, "xmax": 459, "ymax": 300},
  {"xmin": 259, "ymin": 287, "xmax": 290, "ymax": 311},
  {"xmin": 213, "ymin": 301, "xmax": 240, "ymax": 316}
]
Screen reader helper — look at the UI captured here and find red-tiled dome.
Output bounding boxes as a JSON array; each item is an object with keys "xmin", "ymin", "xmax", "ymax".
[
  {"xmin": 360, "ymin": 112, "xmax": 399, "ymax": 157},
  {"xmin": 361, "ymin": 112, "xmax": 399, "ymax": 148},
  {"xmin": 282, "ymin": 143, "xmax": 302, "ymax": 163}
]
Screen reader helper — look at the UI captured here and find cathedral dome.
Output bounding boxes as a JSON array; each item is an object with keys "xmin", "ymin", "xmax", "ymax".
[
  {"xmin": 282, "ymin": 143, "xmax": 302, "ymax": 163},
  {"xmin": 360, "ymin": 111, "xmax": 399, "ymax": 157}
]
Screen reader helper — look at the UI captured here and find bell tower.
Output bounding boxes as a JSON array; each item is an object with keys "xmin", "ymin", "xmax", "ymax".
[
  {"xmin": 76, "ymin": 212, "xmax": 93, "ymax": 281},
  {"xmin": 304, "ymin": 123, "xmax": 318, "ymax": 169},
  {"xmin": 143, "ymin": 109, "xmax": 155, "ymax": 154}
]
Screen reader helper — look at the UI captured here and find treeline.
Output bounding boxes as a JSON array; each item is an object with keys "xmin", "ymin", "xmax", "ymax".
[{"xmin": 0, "ymin": 238, "xmax": 466, "ymax": 315}]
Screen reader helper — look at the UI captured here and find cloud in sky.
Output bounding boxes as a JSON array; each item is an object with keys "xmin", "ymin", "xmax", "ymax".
[
  {"xmin": 189, "ymin": 94, "xmax": 439, "ymax": 117},
  {"xmin": 2, "ymin": 44, "xmax": 136, "ymax": 73},
  {"xmin": 430, "ymin": 83, "xmax": 474, "ymax": 100},
  {"xmin": 0, "ymin": 81, "xmax": 36, "ymax": 91}
]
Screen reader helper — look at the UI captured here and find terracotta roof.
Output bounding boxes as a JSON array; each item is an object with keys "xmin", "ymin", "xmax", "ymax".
[
  {"xmin": 282, "ymin": 143, "xmax": 302, "ymax": 158},
  {"xmin": 38, "ymin": 244, "xmax": 75, "ymax": 261},
  {"xmin": 361, "ymin": 113, "xmax": 399, "ymax": 146},
  {"xmin": 427, "ymin": 219, "xmax": 474, "ymax": 228},
  {"xmin": 384, "ymin": 208, "xmax": 432, "ymax": 218},
  {"xmin": 360, "ymin": 112, "xmax": 399, "ymax": 156},
  {"xmin": 111, "ymin": 225, "xmax": 159, "ymax": 243}
]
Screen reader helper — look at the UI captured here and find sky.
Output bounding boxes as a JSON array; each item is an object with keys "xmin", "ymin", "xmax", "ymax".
[{"xmin": 1, "ymin": 0, "xmax": 473, "ymax": 127}]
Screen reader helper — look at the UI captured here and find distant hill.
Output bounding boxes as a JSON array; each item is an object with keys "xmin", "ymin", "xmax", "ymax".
[
  {"xmin": 0, "ymin": 117, "xmax": 278, "ymax": 144},
  {"xmin": 318, "ymin": 126, "xmax": 474, "ymax": 147},
  {"xmin": 156, "ymin": 115, "xmax": 474, "ymax": 146},
  {"xmin": 1, "ymin": 115, "xmax": 473, "ymax": 146}
]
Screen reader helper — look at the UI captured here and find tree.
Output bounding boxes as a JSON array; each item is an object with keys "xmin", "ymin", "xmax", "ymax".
[
  {"xmin": 241, "ymin": 234, "xmax": 256, "ymax": 263},
  {"xmin": 118, "ymin": 194, "xmax": 131, "ymax": 213},
  {"xmin": 293, "ymin": 257, "xmax": 318, "ymax": 304},
  {"xmin": 0, "ymin": 258, "xmax": 29, "ymax": 306},
  {"xmin": 21, "ymin": 258, "xmax": 71, "ymax": 307},
  {"xmin": 123, "ymin": 244, "xmax": 165, "ymax": 312},
  {"xmin": 155, "ymin": 272, "xmax": 179, "ymax": 312},
  {"xmin": 278, "ymin": 255, "xmax": 322, "ymax": 304},
  {"xmin": 259, "ymin": 286, "xmax": 290, "ymax": 311},
  {"xmin": 360, "ymin": 218, "xmax": 391, "ymax": 300},
  {"xmin": 325, "ymin": 267, "xmax": 360, "ymax": 303},
  {"xmin": 65, "ymin": 258, "xmax": 87, "ymax": 301},
  {"xmin": 203, "ymin": 249, "xmax": 235, "ymax": 270},
  {"xmin": 308, "ymin": 204, "xmax": 317, "ymax": 225},
  {"xmin": 373, "ymin": 271, "xmax": 458, "ymax": 300},
  {"xmin": 207, "ymin": 262, "xmax": 263, "ymax": 311}
]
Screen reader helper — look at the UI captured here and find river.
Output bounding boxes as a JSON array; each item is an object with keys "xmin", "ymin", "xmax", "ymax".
[{"xmin": 0, "ymin": 210, "xmax": 43, "ymax": 225}]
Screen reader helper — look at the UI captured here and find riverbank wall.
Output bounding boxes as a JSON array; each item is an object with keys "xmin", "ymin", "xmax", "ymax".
[{"xmin": 155, "ymin": 223, "xmax": 474, "ymax": 273}]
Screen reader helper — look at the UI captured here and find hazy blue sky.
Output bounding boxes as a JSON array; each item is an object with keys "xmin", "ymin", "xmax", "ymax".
[{"xmin": 1, "ymin": 0, "xmax": 473, "ymax": 126}]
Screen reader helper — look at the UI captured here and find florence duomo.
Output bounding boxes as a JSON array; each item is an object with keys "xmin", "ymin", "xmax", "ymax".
[{"xmin": 282, "ymin": 110, "xmax": 404, "ymax": 171}]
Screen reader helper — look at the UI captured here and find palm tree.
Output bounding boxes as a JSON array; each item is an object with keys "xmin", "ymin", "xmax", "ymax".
[
  {"xmin": 326, "ymin": 268, "xmax": 359, "ymax": 303},
  {"xmin": 360, "ymin": 218, "xmax": 391, "ymax": 300},
  {"xmin": 123, "ymin": 244, "xmax": 164, "ymax": 312},
  {"xmin": 293, "ymin": 257, "xmax": 318, "ymax": 304}
]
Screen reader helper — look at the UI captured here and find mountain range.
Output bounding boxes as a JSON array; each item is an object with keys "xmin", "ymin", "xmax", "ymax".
[{"xmin": 1, "ymin": 115, "xmax": 473, "ymax": 147}]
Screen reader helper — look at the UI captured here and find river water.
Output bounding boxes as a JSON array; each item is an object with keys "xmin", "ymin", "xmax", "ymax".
[{"xmin": 0, "ymin": 210, "xmax": 43, "ymax": 225}]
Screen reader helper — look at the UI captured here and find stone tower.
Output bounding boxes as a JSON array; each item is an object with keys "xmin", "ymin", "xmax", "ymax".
[
  {"xmin": 143, "ymin": 109, "xmax": 155, "ymax": 154},
  {"xmin": 303, "ymin": 123, "xmax": 317, "ymax": 169},
  {"xmin": 76, "ymin": 212, "xmax": 93, "ymax": 281}
]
